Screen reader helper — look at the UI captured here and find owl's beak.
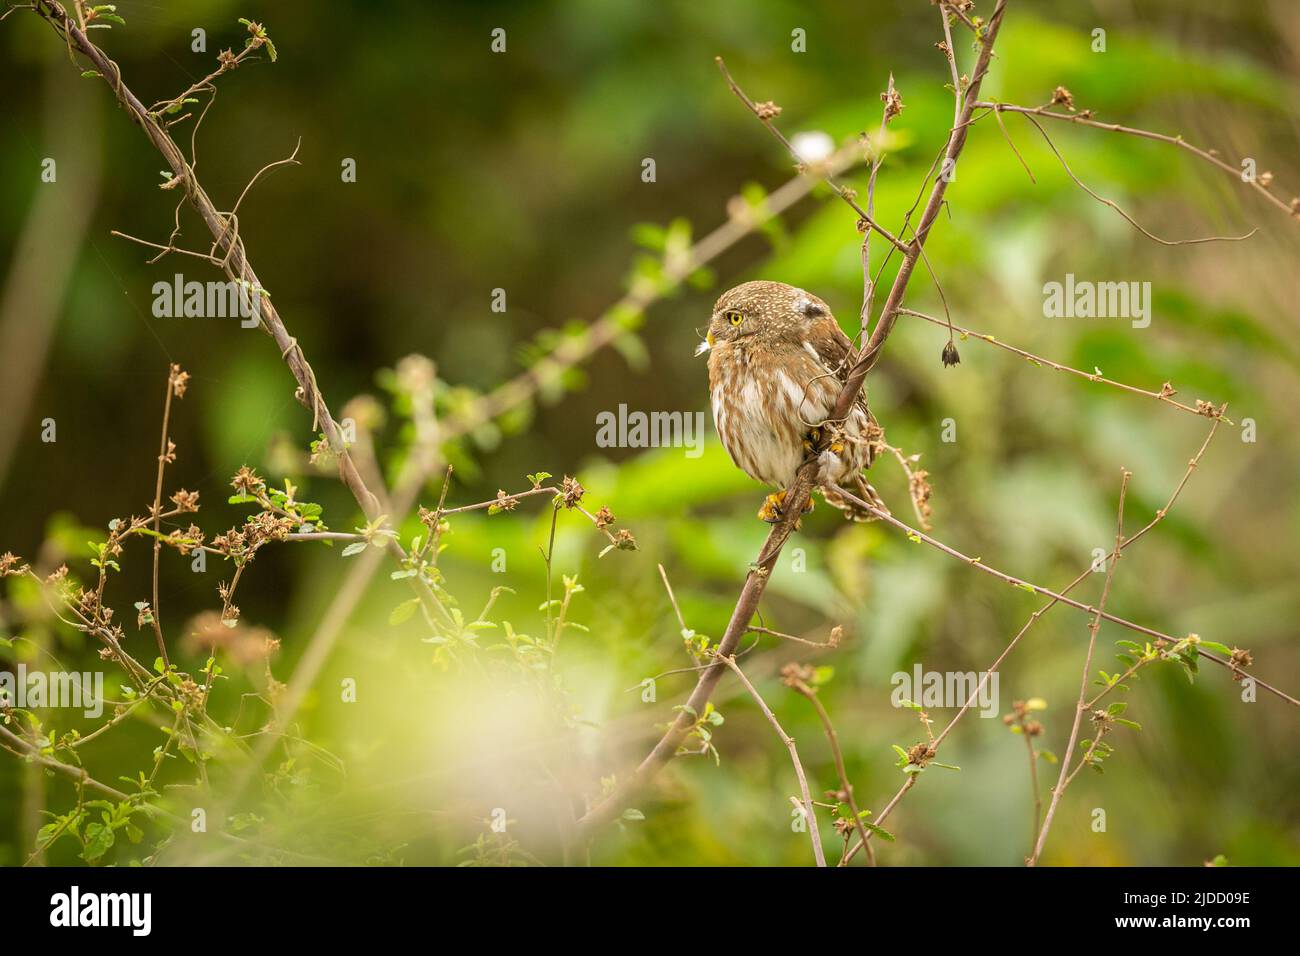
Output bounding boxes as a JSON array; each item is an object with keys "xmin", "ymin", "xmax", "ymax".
[{"xmin": 694, "ymin": 331, "xmax": 714, "ymax": 357}]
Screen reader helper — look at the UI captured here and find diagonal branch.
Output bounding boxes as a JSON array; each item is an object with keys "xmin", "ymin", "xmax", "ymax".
[
  {"xmin": 846, "ymin": 0, "xmax": 1008, "ymax": 386},
  {"xmin": 28, "ymin": 1, "xmax": 454, "ymax": 632},
  {"xmin": 574, "ymin": 0, "xmax": 1010, "ymax": 841},
  {"xmin": 31, "ymin": 2, "xmax": 376, "ymax": 517}
]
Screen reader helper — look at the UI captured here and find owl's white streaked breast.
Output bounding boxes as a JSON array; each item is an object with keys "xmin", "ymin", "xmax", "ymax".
[{"xmin": 709, "ymin": 339, "xmax": 874, "ymax": 490}]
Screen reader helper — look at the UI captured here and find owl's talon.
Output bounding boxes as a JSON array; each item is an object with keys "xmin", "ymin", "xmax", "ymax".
[
  {"xmin": 758, "ymin": 490, "xmax": 814, "ymax": 523},
  {"xmin": 757, "ymin": 491, "xmax": 786, "ymax": 523}
]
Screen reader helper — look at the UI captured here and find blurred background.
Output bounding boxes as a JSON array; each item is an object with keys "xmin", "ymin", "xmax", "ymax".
[{"xmin": 0, "ymin": 0, "xmax": 1297, "ymax": 866}]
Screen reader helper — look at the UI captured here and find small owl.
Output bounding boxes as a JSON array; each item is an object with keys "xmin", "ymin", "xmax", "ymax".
[{"xmin": 698, "ymin": 280, "xmax": 887, "ymax": 522}]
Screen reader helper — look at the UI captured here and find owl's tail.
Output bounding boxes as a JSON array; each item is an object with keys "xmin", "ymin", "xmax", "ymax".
[{"xmin": 821, "ymin": 475, "xmax": 891, "ymax": 522}]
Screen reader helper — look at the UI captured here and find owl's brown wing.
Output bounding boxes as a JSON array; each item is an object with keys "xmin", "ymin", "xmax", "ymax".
[
  {"xmin": 803, "ymin": 314, "xmax": 868, "ymax": 405},
  {"xmin": 803, "ymin": 312, "xmax": 881, "ymax": 463}
]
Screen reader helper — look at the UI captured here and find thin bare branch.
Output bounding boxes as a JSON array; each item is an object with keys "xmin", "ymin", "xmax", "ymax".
[
  {"xmin": 1029, "ymin": 469, "xmax": 1130, "ymax": 866},
  {"xmin": 975, "ymin": 101, "xmax": 1299, "ymax": 220},
  {"xmin": 898, "ymin": 307, "xmax": 1233, "ymax": 422},
  {"xmin": 716, "ymin": 654, "xmax": 826, "ymax": 866}
]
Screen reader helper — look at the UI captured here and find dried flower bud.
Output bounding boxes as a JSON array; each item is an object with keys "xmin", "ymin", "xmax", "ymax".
[
  {"xmin": 560, "ymin": 476, "xmax": 585, "ymax": 509},
  {"xmin": 169, "ymin": 364, "xmax": 190, "ymax": 398},
  {"xmin": 880, "ymin": 86, "xmax": 904, "ymax": 122},
  {"xmin": 170, "ymin": 489, "xmax": 200, "ymax": 513},
  {"xmin": 0, "ymin": 552, "xmax": 25, "ymax": 577},
  {"xmin": 231, "ymin": 466, "xmax": 265, "ymax": 496}
]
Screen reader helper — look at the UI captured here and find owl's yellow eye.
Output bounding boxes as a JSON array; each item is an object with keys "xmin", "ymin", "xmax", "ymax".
[{"xmin": 725, "ymin": 310, "xmax": 743, "ymax": 326}]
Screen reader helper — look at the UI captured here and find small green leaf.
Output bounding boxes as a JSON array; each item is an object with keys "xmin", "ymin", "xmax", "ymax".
[
  {"xmin": 388, "ymin": 598, "xmax": 420, "ymax": 626},
  {"xmin": 81, "ymin": 822, "xmax": 115, "ymax": 862},
  {"xmin": 861, "ymin": 820, "xmax": 895, "ymax": 842}
]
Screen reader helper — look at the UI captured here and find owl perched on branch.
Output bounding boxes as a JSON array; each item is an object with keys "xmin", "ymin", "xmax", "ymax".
[{"xmin": 698, "ymin": 280, "xmax": 888, "ymax": 523}]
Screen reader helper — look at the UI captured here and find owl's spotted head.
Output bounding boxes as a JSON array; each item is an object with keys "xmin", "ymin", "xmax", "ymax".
[{"xmin": 696, "ymin": 280, "xmax": 831, "ymax": 355}]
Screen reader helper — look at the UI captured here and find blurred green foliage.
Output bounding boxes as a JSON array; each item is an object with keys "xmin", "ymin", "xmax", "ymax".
[{"xmin": 0, "ymin": 0, "xmax": 1297, "ymax": 866}]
